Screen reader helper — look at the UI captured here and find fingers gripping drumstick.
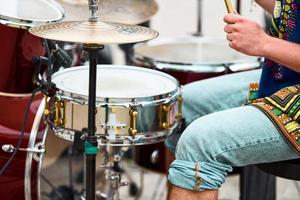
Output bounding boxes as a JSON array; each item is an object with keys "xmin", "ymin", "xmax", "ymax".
[{"xmin": 224, "ymin": 0, "xmax": 235, "ymax": 13}]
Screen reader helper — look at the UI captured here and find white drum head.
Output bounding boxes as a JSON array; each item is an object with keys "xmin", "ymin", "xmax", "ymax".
[
  {"xmin": 52, "ymin": 65, "xmax": 178, "ymax": 99},
  {"xmin": 134, "ymin": 36, "xmax": 259, "ymax": 65},
  {"xmin": 0, "ymin": 0, "xmax": 64, "ymax": 27}
]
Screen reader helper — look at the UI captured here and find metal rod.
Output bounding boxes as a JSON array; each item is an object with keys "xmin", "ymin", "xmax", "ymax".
[
  {"xmin": 88, "ymin": 0, "xmax": 98, "ymax": 22},
  {"xmin": 83, "ymin": 44, "xmax": 104, "ymax": 200},
  {"xmin": 194, "ymin": 0, "xmax": 202, "ymax": 36}
]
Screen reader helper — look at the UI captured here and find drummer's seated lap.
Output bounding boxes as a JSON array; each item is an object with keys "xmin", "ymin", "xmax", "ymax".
[{"xmin": 166, "ymin": 70, "xmax": 299, "ymax": 198}]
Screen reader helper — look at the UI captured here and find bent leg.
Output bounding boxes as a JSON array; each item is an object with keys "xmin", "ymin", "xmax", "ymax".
[
  {"xmin": 166, "ymin": 69, "xmax": 261, "ymax": 152},
  {"xmin": 168, "ymin": 106, "xmax": 299, "ymax": 195}
]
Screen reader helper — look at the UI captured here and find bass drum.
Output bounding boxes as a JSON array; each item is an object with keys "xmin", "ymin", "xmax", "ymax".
[
  {"xmin": 0, "ymin": 0, "xmax": 64, "ymax": 199},
  {"xmin": 0, "ymin": 93, "xmax": 46, "ymax": 200},
  {"xmin": 0, "ymin": 0, "xmax": 64, "ymax": 93},
  {"xmin": 132, "ymin": 36, "xmax": 261, "ymax": 173}
]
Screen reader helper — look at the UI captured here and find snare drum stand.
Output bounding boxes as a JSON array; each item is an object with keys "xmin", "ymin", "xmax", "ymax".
[{"xmin": 97, "ymin": 147, "xmax": 130, "ymax": 200}]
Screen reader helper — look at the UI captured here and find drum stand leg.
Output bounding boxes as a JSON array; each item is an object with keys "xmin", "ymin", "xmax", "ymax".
[
  {"xmin": 98, "ymin": 147, "xmax": 130, "ymax": 200},
  {"xmin": 82, "ymin": 44, "xmax": 104, "ymax": 200}
]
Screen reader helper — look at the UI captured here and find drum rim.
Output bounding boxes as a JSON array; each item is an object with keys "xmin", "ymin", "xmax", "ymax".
[
  {"xmin": 52, "ymin": 65, "xmax": 181, "ymax": 105},
  {"xmin": 0, "ymin": 0, "xmax": 65, "ymax": 29},
  {"xmin": 132, "ymin": 36, "xmax": 261, "ymax": 72}
]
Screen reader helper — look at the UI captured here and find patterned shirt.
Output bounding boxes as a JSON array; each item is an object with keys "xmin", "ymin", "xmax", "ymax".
[{"xmin": 258, "ymin": 0, "xmax": 300, "ymax": 98}]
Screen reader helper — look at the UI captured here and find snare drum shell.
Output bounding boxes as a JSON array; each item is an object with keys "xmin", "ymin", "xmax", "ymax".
[{"xmin": 50, "ymin": 97, "xmax": 179, "ymax": 141}]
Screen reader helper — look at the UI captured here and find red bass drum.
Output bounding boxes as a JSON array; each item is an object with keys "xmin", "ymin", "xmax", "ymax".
[
  {"xmin": 0, "ymin": 0, "xmax": 64, "ymax": 199},
  {"xmin": 0, "ymin": 93, "xmax": 45, "ymax": 200}
]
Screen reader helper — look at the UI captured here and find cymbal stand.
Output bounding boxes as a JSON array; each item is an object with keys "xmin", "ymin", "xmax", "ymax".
[
  {"xmin": 82, "ymin": 43, "xmax": 104, "ymax": 200},
  {"xmin": 82, "ymin": 1, "xmax": 103, "ymax": 200}
]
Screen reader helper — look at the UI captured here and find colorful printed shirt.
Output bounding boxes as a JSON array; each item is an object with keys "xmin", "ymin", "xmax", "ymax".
[
  {"xmin": 250, "ymin": 0, "xmax": 300, "ymax": 152},
  {"xmin": 258, "ymin": 0, "xmax": 300, "ymax": 98}
]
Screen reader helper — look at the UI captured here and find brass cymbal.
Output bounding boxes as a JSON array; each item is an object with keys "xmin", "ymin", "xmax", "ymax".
[
  {"xmin": 28, "ymin": 21, "xmax": 159, "ymax": 44},
  {"xmin": 56, "ymin": 0, "xmax": 159, "ymax": 24}
]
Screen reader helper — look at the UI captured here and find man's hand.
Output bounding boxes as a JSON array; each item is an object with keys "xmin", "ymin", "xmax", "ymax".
[{"xmin": 224, "ymin": 13, "xmax": 270, "ymax": 57}]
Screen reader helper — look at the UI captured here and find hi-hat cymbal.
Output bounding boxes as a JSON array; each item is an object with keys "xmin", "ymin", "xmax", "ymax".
[
  {"xmin": 29, "ymin": 21, "xmax": 159, "ymax": 44},
  {"xmin": 56, "ymin": 0, "xmax": 159, "ymax": 24}
]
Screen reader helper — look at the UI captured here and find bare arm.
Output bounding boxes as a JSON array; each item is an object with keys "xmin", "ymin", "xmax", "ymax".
[
  {"xmin": 261, "ymin": 37, "xmax": 300, "ymax": 73},
  {"xmin": 255, "ymin": 0, "xmax": 276, "ymax": 14},
  {"xmin": 224, "ymin": 14, "xmax": 300, "ymax": 73}
]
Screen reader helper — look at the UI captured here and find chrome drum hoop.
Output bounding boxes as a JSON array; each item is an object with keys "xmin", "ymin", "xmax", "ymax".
[
  {"xmin": 52, "ymin": 65, "xmax": 181, "ymax": 106},
  {"xmin": 48, "ymin": 119, "xmax": 179, "ymax": 146},
  {"xmin": 132, "ymin": 36, "xmax": 262, "ymax": 73},
  {"xmin": 24, "ymin": 98, "xmax": 48, "ymax": 200},
  {"xmin": 0, "ymin": 0, "xmax": 65, "ymax": 29}
]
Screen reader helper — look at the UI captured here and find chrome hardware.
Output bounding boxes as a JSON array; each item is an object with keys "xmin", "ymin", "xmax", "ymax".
[
  {"xmin": 2, "ymin": 143, "xmax": 45, "ymax": 156},
  {"xmin": 100, "ymin": 123, "xmax": 127, "ymax": 130},
  {"xmin": 150, "ymin": 150, "xmax": 160, "ymax": 164},
  {"xmin": 88, "ymin": 0, "xmax": 98, "ymax": 22}
]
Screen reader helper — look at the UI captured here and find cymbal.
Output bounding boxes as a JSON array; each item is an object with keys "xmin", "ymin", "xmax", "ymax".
[
  {"xmin": 56, "ymin": 0, "xmax": 159, "ymax": 24},
  {"xmin": 29, "ymin": 21, "xmax": 159, "ymax": 44}
]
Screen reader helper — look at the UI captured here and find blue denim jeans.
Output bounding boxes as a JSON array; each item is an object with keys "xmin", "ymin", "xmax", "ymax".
[{"xmin": 167, "ymin": 69, "xmax": 300, "ymax": 191}]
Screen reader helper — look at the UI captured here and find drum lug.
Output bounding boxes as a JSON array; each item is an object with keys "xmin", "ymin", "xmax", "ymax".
[
  {"xmin": 43, "ymin": 95, "xmax": 50, "ymax": 116},
  {"xmin": 129, "ymin": 108, "xmax": 138, "ymax": 137},
  {"xmin": 176, "ymin": 95, "xmax": 183, "ymax": 120},
  {"xmin": 54, "ymin": 100, "xmax": 65, "ymax": 127},
  {"xmin": 161, "ymin": 104, "xmax": 171, "ymax": 129}
]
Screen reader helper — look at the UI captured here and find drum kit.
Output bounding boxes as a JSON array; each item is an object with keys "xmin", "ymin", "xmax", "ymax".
[{"xmin": 0, "ymin": 0, "xmax": 260, "ymax": 200}]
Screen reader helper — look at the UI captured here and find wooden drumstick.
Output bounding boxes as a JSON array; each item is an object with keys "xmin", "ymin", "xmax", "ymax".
[{"xmin": 224, "ymin": 0, "xmax": 235, "ymax": 13}]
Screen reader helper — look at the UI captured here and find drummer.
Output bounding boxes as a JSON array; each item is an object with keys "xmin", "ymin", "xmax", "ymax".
[{"xmin": 167, "ymin": 0, "xmax": 300, "ymax": 199}]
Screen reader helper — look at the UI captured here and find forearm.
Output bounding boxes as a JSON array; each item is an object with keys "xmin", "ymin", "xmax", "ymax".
[
  {"xmin": 262, "ymin": 36, "xmax": 300, "ymax": 73},
  {"xmin": 255, "ymin": 0, "xmax": 276, "ymax": 14}
]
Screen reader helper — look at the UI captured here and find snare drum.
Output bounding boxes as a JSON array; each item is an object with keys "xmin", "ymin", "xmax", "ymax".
[
  {"xmin": 133, "ymin": 36, "xmax": 261, "ymax": 84},
  {"xmin": 47, "ymin": 65, "xmax": 182, "ymax": 146},
  {"xmin": 0, "ymin": 0, "xmax": 64, "ymax": 93}
]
